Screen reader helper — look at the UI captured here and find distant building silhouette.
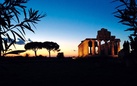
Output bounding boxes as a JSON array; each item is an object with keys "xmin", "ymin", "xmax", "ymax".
[
  {"xmin": 57, "ymin": 52, "xmax": 64, "ymax": 58},
  {"xmin": 78, "ymin": 28, "xmax": 120, "ymax": 57}
]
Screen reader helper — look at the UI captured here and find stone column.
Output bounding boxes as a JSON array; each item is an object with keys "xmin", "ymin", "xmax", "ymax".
[
  {"xmin": 80, "ymin": 45, "xmax": 83, "ymax": 57},
  {"xmin": 78, "ymin": 44, "xmax": 83, "ymax": 57},
  {"xmin": 98, "ymin": 40, "xmax": 101, "ymax": 55},
  {"xmin": 111, "ymin": 41, "xmax": 114, "ymax": 55},
  {"xmin": 83, "ymin": 40, "xmax": 89, "ymax": 56},
  {"xmin": 104, "ymin": 40, "xmax": 108, "ymax": 55},
  {"xmin": 92, "ymin": 40, "xmax": 95, "ymax": 55},
  {"xmin": 78, "ymin": 46, "xmax": 80, "ymax": 57},
  {"xmin": 117, "ymin": 41, "xmax": 120, "ymax": 53}
]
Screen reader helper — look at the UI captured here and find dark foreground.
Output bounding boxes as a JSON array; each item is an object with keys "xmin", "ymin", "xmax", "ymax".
[{"xmin": 0, "ymin": 56, "xmax": 137, "ymax": 86}]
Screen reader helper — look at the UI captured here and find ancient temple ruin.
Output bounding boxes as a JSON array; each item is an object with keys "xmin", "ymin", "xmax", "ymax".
[{"xmin": 78, "ymin": 28, "xmax": 120, "ymax": 57}]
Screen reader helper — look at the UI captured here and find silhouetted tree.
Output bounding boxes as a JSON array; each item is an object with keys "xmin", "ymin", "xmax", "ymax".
[
  {"xmin": 24, "ymin": 42, "xmax": 42, "ymax": 57},
  {"xmin": 0, "ymin": 0, "xmax": 46, "ymax": 56},
  {"xmin": 113, "ymin": 0, "xmax": 137, "ymax": 56},
  {"xmin": 43, "ymin": 41, "xmax": 60, "ymax": 57}
]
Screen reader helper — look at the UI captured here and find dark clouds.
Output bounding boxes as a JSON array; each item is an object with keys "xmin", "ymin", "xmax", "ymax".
[
  {"xmin": 3, "ymin": 38, "xmax": 33, "ymax": 45},
  {"xmin": 16, "ymin": 38, "xmax": 25, "ymax": 45}
]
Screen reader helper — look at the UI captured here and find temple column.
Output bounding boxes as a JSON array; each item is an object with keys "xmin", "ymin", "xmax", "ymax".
[
  {"xmin": 92, "ymin": 40, "xmax": 95, "ymax": 55},
  {"xmin": 117, "ymin": 40, "xmax": 120, "ymax": 53},
  {"xmin": 78, "ymin": 44, "xmax": 83, "ymax": 57},
  {"xmin": 111, "ymin": 41, "xmax": 114, "ymax": 55},
  {"xmin": 98, "ymin": 40, "xmax": 101, "ymax": 55},
  {"xmin": 104, "ymin": 40, "xmax": 108, "ymax": 55},
  {"xmin": 83, "ymin": 40, "xmax": 89, "ymax": 56},
  {"xmin": 80, "ymin": 45, "xmax": 83, "ymax": 57},
  {"xmin": 78, "ymin": 46, "xmax": 80, "ymax": 57}
]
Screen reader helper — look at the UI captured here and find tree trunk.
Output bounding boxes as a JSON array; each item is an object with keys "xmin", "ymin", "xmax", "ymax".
[
  {"xmin": 34, "ymin": 50, "xmax": 37, "ymax": 57},
  {"xmin": 48, "ymin": 50, "xmax": 51, "ymax": 57}
]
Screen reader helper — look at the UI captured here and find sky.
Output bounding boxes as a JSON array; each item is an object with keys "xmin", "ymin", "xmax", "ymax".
[{"xmin": 1, "ymin": 0, "xmax": 133, "ymax": 57}]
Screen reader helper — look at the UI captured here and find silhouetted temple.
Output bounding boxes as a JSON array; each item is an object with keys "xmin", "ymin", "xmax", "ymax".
[{"xmin": 78, "ymin": 28, "xmax": 120, "ymax": 57}]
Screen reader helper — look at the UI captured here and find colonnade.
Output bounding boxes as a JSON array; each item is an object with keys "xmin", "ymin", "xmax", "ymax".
[
  {"xmin": 78, "ymin": 28, "xmax": 121, "ymax": 57},
  {"xmin": 78, "ymin": 38, "xmax": 120, "ymax": 57}
]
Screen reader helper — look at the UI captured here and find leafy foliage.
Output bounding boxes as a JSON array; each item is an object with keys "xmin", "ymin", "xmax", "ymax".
[
  {"xmin": 24, "ymin": 42, "xmax": 42, "ymax": 56},
  {"xmin": 4, "ymin": 50, "xmax": 26, "ymax": 55},
  {"xmin": 43, "ymin": 41, "xmax": 60, "ymax": 57},
  {"xmin": 113, "ymin": 0, "xmax": 137, "ymax": 36},
  {"xmin": 24, "ymin": 41, "xmax": 60, "ymax": 57},
  {"xmin": 113, "ymin": 0, "xmax": 137, "ymax": 55},
  {"xmin": 0, "ymin": 0, "xmax": 46, "ymax": 56}
]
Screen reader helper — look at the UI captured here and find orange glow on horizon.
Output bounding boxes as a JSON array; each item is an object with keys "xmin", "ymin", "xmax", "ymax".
[{"xmin": 5, "ymin": 44, "xmax": 78, "ymax": 57}]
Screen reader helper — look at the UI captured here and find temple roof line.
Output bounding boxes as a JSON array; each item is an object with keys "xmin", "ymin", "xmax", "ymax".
[{"xmin": 78, "ymin": 28, "xmax": 121, "ymax": 57}]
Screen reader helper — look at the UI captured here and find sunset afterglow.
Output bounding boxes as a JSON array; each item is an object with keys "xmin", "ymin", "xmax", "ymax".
[{"xmin": 1, "ymin": 0, "xmax": 131, "ymax": 57}]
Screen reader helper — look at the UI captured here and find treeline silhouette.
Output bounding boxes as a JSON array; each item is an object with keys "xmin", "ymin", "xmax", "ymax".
[{"xmin": 24, "ymin": 41, "xmax": 60, "ymax": 57}]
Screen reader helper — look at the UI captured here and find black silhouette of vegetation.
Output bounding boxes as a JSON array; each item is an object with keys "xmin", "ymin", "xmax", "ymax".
[
  {"xmin": 113, "ymin": 0, "xmax": 137, "ymax": 57},
  {"xmin": 4, "ymin": 50, "xmax": 26, "ymax": 55},
  {"xmin": 24, "ymin": 41, "xmax": 60, "ymax": 57},
  {"xmin": 0, "ymin": 0, "xmax": 46, "ymax": 57},
  {"xmin": 43, "ymin": 41, "xmax": 60, "ymax": 57},
  {"xmin": 24, "ymin": 42, "xmax": 42, "ymax": 57},
  {"xmin": 118, "ymin": 41, "xmax": 130, "ymax": 58}
]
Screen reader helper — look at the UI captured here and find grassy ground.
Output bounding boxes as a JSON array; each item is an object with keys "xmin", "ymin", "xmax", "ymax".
[{"xmin": 0, "ymin": 56, "xmax": 137, "ymax": 86}]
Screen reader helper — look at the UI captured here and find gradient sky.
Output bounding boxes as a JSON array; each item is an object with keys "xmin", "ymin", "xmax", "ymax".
[{"xmin": 2, "ymin": 0, "xmax": 133, "ymax": 57}]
